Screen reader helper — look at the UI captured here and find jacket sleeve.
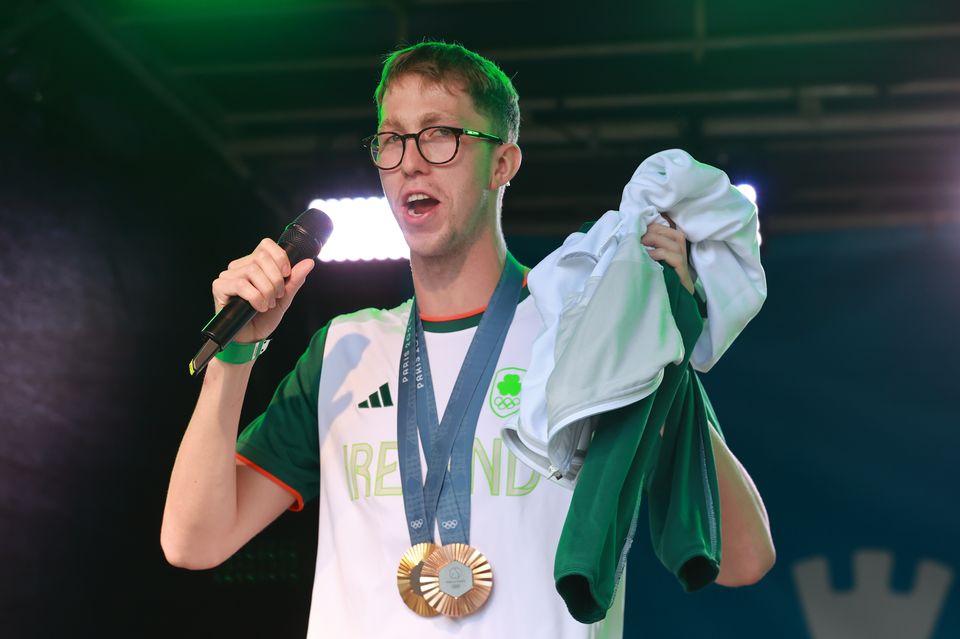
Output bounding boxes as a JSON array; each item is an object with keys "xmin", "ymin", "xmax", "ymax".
[
  {"xmin": 645, "ymin": 368, "xmax": 722, "ymax": 592},
  {"xmin": 553, "ymin": 265, "xmax": 710, "ymax": 623}
]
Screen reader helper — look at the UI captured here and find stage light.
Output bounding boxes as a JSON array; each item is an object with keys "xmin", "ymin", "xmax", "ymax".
[
  {"xmin": 733, "ymin": 184, "xmax": 762, "ymax": 246},
  {"xmin": 735, "ymin": 183, "xmax": 758, "ymax": 204},
  {"xmin": 307, "ymin": 197, "xmax": 409, "ymax": 262}
]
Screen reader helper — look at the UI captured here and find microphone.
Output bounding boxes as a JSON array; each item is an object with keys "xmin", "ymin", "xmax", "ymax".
[{"xmin": 189, "ymin": 208, "xmax": 334, "ymax": 376}]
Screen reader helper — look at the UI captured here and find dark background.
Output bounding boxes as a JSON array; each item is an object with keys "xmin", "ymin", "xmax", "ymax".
[{"xmin": 1, "ymin": 1, "xmax": 958, "ymax": 638}]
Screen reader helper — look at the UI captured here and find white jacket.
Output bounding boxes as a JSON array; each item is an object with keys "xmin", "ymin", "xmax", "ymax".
[{"xmin": 502, "ymin": 149, "xmax": 766, "ymax": 486}]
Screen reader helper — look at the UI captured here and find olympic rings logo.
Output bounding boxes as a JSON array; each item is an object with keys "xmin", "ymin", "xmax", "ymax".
[{"xmin": 493, "ymin": 396, "xmax": 520, "ymax": 411}]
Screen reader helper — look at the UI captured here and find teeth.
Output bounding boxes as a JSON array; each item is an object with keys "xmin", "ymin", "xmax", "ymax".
[{"xmin": 406, "ymin": 193, "xmax": 430, "ymax": 204}]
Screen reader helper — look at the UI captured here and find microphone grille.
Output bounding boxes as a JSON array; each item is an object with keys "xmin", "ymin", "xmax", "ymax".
[
  {"xmin": 292, "ymin": 208, "xmax": 334, "ymax": 244},
  {"xmin": 279, "ymin": 208, "xmax": 334, "ymax": 262}
]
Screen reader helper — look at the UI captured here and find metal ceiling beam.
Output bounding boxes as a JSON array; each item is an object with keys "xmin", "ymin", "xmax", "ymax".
[
  {"xmin": 889, "ymin": 78, "xmax": 960, "ymax": 96},
  {"xmin": 504, "ymin": 206, "xmax": 960, "ymax": 235},
  {"xmin": 703, "ymin": 108, "xmax": 960, "ymax": 136},
  {"xmin": 539, "ymin": 84, "xmax": 883, "ymax": 109},
  {"xmin": 488, "ymin": 23, "xmax": 960, "ymax": 61},
  {"xmin": 226, "ymin": 106, "xmax": 960, "ymax": 157},
  {"xmin": 224, "ymin": 83, "xmax": 889, "ymax": 126},
  {"xmin": 169, "ymin": 22, "xmax": 960, "ymax": 77},
  {"xmin": 227, "ymin": 106, "xmax": 373, "ymax": 126},
  {"xmin": 764, "ymin": 210, "xmax": 960, "ymax": 233},
  {"xmin": 767, "ymin": 133, "xmax": 960, "ymax": 153},
  {"xmin": 793, "ymin": 185, "xmax": 960, "ymax": 202},
  {"xmin": 112, "ymin": 0, "xmax": 519, "ymax": 26},
  {"xmin": 113, "ymin": 1, "xmax": 389, "ymax": 26}
]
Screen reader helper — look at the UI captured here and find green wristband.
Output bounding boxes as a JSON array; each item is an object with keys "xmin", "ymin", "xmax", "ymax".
[{"xmin": 215, "ymin": 338, "xmax": 271, "ymax": 365}]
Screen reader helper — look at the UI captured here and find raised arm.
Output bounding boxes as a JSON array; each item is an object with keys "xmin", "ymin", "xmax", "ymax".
[
  {"xmin": 160, "ymin": 240, "xmax": 315, "ymax": 569},
  {"xmin": 643, "ymin": 217, "xmax": 774, "ymax": 586},
  {"xmin": 711, "ymin": 426, "xmax": 775, "ymax": 586}
]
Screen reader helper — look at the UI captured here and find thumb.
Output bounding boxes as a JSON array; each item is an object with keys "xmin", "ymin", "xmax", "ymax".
[{"xmin": 281, "ymin": 258, "xmax": 316, "ymax": 303}]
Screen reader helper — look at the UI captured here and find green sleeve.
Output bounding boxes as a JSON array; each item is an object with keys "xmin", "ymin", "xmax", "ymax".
[
  {"xmin": 236, "ymin": 323, "xmax": 329, "ymax": 510},
  {"xmin": 645, "ymin": 368, "xmax": 722, "ymax": 592},
  {"xmin": 554, "ymin": 264, "xmax": 706, "ymax": 623}
]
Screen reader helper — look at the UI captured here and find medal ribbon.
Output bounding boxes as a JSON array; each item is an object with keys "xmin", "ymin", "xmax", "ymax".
[{"xmin": 397, "ymin": 256, "xmax": 522, "ymax": 547}]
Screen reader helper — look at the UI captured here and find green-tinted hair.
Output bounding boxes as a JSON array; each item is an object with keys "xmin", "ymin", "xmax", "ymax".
[{"xmin": 374, "ymin": 41, "xmax": 520, "ymax": 143}]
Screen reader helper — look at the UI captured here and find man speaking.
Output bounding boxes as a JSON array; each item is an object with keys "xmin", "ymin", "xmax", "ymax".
[{"xmin": 161, "ymin": 41, "xmax": 775, "ymax": 638}]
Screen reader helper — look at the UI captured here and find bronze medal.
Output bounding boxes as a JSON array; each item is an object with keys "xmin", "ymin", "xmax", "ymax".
[
  {"xmin": 419, "ymin": 543, "xmax": 493, "ymax": 617},
  {"xmin": 397, "ymin": 542, "xmax": 440, "ymax": 617}
]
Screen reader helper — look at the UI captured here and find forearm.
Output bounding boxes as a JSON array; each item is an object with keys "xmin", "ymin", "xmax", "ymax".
[
  {"xmin": 711, "ymin": 425, "xmax": 775, "ymax": 586},
  {"xmin": 161, "ymin": 357, "xmax": 254, "ymax": 568}
]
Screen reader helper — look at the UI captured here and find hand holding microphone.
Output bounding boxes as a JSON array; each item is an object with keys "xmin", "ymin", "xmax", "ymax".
[
  {"xmin": 212, "ymin": 238, "xmax": 315, "ymax": 345},
  {"xmin": 190, "ymin": 208, "xmax": 333, "ymax": 376}
]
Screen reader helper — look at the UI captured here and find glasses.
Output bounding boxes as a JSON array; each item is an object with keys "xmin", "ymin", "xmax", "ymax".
[{"xmin": 362, "ymin": 126, "xmax": 504, "ymax": 170}]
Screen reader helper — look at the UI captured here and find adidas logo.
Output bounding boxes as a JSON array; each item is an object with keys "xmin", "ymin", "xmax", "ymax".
[{"xmin": 358, "ymin": 382, "xmax": 393, "ymax": 409}]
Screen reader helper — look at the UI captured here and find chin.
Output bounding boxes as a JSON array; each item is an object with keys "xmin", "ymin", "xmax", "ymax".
[
  {"xmin": 409, "ymin": 245, "xmax": 457, "ymax": 262},
  {"xmin": 404, "ymin": 231, "xmax": 456, "ymax": 260},
  {"xmin": 405, "ymin": 240, "xmax": 446, "ymax": 261}
]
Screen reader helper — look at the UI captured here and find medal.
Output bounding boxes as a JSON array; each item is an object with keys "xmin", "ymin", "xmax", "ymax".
[
  {"xmin": 419, "ymin": 543, "xmax": 493, "ymax": 617},
  {"xmin": 395, "ymin": 256, "xmax": 522, "ymax": 619},
  {"xmin": 396, "ymin": 542, "xmax": 440, "ymax": 617}
]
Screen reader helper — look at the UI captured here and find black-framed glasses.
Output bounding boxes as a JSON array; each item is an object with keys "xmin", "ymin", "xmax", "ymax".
[{"xmin": 362, "ymin": 125, "xmax": 504, "ymax": 170}]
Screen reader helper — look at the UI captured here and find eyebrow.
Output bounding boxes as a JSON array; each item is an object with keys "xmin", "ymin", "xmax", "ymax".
[{"xmin": 379, "ymin": 111, "xmax": 457, "ymax": 132}]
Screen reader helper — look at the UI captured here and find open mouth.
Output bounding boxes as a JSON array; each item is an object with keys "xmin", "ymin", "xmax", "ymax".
[{"xmin": 406, "ymin": 194, "xmax": 440, "ymax": 217}]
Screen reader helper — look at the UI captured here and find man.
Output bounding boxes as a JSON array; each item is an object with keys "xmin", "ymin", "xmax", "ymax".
[{"xmin": 161, "ymin": 42, "xmax": 774, "ymax": 638}]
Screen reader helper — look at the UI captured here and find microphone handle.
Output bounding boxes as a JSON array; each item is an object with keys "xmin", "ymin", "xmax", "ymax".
[
  {"xmin": 189, "ymin": 208, "xmax": 331, "ymax": 377},
  {"xmin": 200, "ymin": 296, "xmax": 259, "ymax": 348},
  {"xmin": 200, "ymin": 241, "xmax": 312, "ymax": 348},
  {"xmin": 190, "ymin": 245, "xmax": 318, "ymax": 377}
]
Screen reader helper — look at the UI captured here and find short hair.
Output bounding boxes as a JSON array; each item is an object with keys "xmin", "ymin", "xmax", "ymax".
[{"xmin": 374, "ymin": 41, "xmax": 520, "ymax": 143}]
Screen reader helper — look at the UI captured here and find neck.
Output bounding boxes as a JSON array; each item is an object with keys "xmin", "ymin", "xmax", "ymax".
[{"xmin": 410, "ymin": 231, "xmax": 507, "ymax": 319}]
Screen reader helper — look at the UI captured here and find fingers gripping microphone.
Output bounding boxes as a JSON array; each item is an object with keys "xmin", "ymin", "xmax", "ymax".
[{"xmin": 189, "ymin": 208, "xmax": 334, "ymax": 377}]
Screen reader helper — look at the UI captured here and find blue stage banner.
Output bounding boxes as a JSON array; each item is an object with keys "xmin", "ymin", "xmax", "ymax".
[{"xmin": 623, "ymin": 224, "xmax": 960, "ymax": 638}]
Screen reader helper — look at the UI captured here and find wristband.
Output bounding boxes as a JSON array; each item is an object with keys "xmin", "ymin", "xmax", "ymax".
[{"xmin": 215, "ymin": 338, "xmax": 271, "ymax": 365}]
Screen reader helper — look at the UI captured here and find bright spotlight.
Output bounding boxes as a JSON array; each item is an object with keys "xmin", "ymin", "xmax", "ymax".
[
  {"xmin": 308, "ymin": 197, "xmax": 409, "ymax": 262},
  {"xmin": 735, "ymin": 183, "xmax": 757, "ymax": 204}
]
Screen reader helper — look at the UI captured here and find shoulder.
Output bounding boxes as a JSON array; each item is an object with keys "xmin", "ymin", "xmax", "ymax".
[
  {"xmin": 335, "ymin": 298, "xmax": 413, "ymax": 324},
  {"xmin": 329, "ymin": 299, "xmax": 412, "ymax": 331},
  {"xmin": 290, "ymin": 300, "xmax": 412, "ymax": 367}
]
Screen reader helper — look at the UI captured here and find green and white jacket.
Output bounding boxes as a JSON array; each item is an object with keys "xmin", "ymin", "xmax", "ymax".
[{"xmin": 502, "ymin": 148, "xmax": 765, "ymax": 485}]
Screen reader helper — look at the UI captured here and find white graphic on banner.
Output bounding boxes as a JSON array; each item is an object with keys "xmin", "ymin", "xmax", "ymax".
[{"xmin": 793, "ymin": 549, "xmax": 954, "ymax": 639}]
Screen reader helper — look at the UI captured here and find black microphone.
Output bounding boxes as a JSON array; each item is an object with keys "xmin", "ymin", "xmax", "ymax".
[{"xmin": 189, "ymin": 208, "xmax": 334, "ymax": 376}]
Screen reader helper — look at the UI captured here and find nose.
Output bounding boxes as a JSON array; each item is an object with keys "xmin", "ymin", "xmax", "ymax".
[{"xmin": 398, "ymin": 136, "xmax": 430, "ymax": 176}]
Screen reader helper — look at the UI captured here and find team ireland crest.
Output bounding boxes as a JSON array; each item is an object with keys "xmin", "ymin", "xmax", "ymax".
[{"xmin": 488, "ymin": 367, "xmax": 525, "ymax": 419}]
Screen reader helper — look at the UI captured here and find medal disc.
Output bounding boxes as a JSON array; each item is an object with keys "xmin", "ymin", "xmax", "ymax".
[
  {"xmin": 419, "ymin": 543, "xmax": 493, "ymax": 617},
  {"xmin": 397, "ymin": 543, "xmax": 440, "ymax": 617}
]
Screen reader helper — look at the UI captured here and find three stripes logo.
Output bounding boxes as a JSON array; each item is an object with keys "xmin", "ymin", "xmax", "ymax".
[{"xmin": 358, "ymin": 382, "xmax": 393, "ymax": 409}]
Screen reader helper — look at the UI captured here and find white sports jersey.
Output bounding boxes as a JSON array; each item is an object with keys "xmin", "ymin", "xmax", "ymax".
[{"xmin": 237, "ymin": 294, "xmax": 624, "ymax": 638}]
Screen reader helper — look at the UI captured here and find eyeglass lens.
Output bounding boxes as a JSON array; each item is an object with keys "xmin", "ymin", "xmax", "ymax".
[{"xmin": 372, "ymin": 127, "xmax": 459, "ymax": 168}]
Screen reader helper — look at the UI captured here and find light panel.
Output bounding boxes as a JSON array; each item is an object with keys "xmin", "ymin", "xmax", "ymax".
[
  {"xmin": 308, "ymin": 197, "xmax": 409, "ymax": 262},
  {"xmin": 735, "ymin": 183, "xmax": 758, "ymax": 204},
  {"xmin": 734, "ymin": 184, "xmax": 763, "ymax": 247}
]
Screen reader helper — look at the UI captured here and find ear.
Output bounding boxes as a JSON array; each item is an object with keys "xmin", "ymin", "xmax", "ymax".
[{"xmin": 488, "ymin": 143, "xmax": 522, "ymax": 190}]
